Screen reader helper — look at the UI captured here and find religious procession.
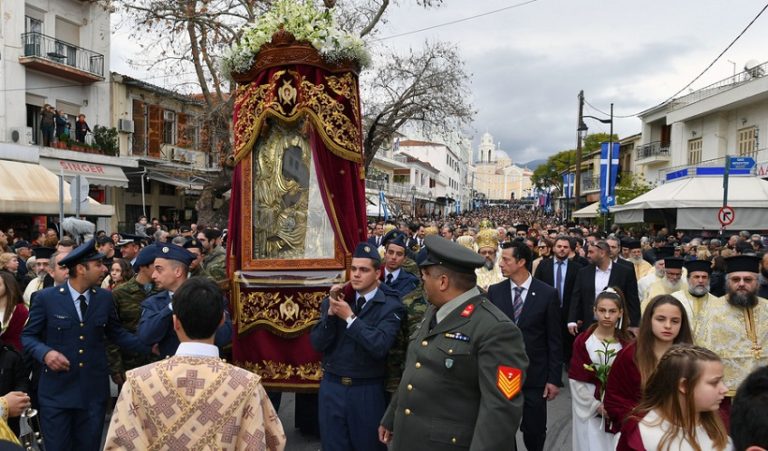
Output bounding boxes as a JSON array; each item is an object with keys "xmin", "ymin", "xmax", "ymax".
[{"xmin": 1, "ymin": 0, "xmax": 768, "ymax": 450}]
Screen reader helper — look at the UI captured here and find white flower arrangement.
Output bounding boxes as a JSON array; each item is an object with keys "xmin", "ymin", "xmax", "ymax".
[{"xmin": 222, "ymin": 0, "xmax": 371, "ymax": 76}]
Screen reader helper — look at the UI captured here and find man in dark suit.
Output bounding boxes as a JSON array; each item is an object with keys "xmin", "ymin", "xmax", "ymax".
[
  {"xmin": 606, "ymin": 236, "xmax": 635, "ymax": 271},
  {"xmin": 489, "ymin": 240, "xmax": 562, "ymax": 451},
  {"xmin": 533, "ymin": 235, "xmax": 584, "ymax": 366},
  {"xmin": 367, "ymin": 222, "xmax": 385, "ymax": 248},
  {"xmin": 567, "ymin": 240, "xmax": 640, "ymax": 336},
  {"xmin": 22, "ymin": 239, "xmax": 150, "ymax": 451}
]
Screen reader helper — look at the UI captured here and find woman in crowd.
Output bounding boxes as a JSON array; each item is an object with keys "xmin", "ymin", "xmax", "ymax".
[
  {"xmin": 108, "ymin": 259, "xmax": 134, "ymax": 291},
  {"xmin": 569, "ymin": 287, "xmax": 632, "ymax": 450},
  {"xmin": 604, "ymin": 295, "xmax": 693, "ymax": 434},
  {"xmin": 616, "ymin": 344, "xmax": 729, "ymax": 450},
  {"xmin": 0, "ymin": 254, "xmax": 18, "ymax": 276},
  {"xmin": 0, "ymin": 272, "xmax": 28, "ymax": 352}
]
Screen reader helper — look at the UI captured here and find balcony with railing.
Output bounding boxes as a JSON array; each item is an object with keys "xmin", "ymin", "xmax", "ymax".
[
  {"xmin": 19, "ymin": 32, "xmax": 105, "ymax": 83},
  {"xmin": 581, "ymin": 176, "xmax": 601, "ymax": 193},
  {"xmin": 636, "ymin": 141, "xmax": 671, "ymax": 164}
]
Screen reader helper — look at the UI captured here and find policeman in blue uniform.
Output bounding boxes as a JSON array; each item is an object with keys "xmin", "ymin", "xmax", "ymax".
[
  {"xmin": 22, "ymin": 238, "xmax": 150, "ymax": 451},
  {"xmin": 310, "ymin": 242, "xmax": 405, "ymax": 451},
  {"xmin": 380, "ymin": 230, "xmax": 420, "ymax": 299},
  {"xmin": 137, "ymin": 242, "xmax": 232, "ymax": 357}
]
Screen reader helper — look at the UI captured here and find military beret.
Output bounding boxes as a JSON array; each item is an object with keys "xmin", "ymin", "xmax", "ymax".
[
  {"xmin": 154, "ymin": 242, "xmax": 196, "ymax": 266},
  {"xmin": 96, "ymin": 235, "xmax": 113, "ymax": 246},
  {"xmin": 183, "ymin": 238, "xmax": 203, "ymax": 251},
  {"xmin": 32, "ymin": 247, "xmax": 56, "ymax": 260},
  {"xmin": 382, "ymin": 229, "xmax": 407, "ymax": 249},
  {"xmin": 353, "ymin": 242, "xmax": 381, "ymax": 264},
  {"xmin": 203, "ymin": 228, "xmax": 223, "ymax": 240},
  {"xmin": 12, "ymin": 240, "xmax": 31, "ymax": 250},
  {"xmin": 684, "ymin": 260, "xmax": 712, "ymax": 275},
  {"xmin": 725, "ymin": 255, "xmax": 760, "ymax": 274},
  {"xmin": 58, "ymin": 239, "xmax": 106, "ymax": 267},
  {"xmin": 179, "ymin": 224, "xmax": 192, "ymax": 233},
  {"xmin": 419, "ymin": 235, "xmax": 485, "ymax": 274},
  {"xmin": 663, "ymin": 257, "xmax": 685, "ymax": 269},
  {"xmin": 133, "ymin": 245, "xmax": 159, "ymax": 271}
]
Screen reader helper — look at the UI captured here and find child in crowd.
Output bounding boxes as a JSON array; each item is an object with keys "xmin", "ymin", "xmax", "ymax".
[
  {"xmin": 604, "ymin": 295, "xmax": 693, "ymax": 433},
  {"xmin": 569, "ymin": 287, "xmax": 632, "ymax": 450},
  {"xmin": 617, "ymin": 344, "xmax": 730, "ymax": 450}
]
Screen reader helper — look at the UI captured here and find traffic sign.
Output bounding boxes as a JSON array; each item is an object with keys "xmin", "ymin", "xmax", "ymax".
[
  {"xmin": 729, "ymin": 157, "xmax": 755, "ymax": 170},
  {"xmin": 718, "ymin": 206, "xmax": 735, "ymax": 226}
]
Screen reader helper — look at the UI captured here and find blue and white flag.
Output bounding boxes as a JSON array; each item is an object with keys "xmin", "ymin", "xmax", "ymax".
[
  {"xmin": 599, "ymin": 142, "xmax": 620, "ymax": 212},
  {"xmin": 456, "ymin": 201, "xmax": 461, "ymax": 215},
  {"xmin": 380, "ymin": 191, "xmax": 389, "ymax": 221},
  {"xmin": 562, "ymin": 173, "xmax": 575, "ymax": 198}
]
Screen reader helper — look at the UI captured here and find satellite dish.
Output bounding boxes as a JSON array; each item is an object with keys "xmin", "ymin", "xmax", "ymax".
[{"xmin": 744, "ymin": 59, "xmax": 765, "ymax": 78}]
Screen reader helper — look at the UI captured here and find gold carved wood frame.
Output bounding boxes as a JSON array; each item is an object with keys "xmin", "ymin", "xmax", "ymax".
[{"xmin": 240, "ymin": 117, "xmax": 346, "ymax": 270}]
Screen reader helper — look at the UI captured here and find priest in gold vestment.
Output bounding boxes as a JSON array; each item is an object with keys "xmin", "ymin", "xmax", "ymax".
[
  {"xmin": 626, "ymin": 239, "xmax": 653, "ymax": 281},
  {"xmin": 641, "ymin": 257, "xmax": 688, "ymax": 313},
  {"xmin": 695, "ymin": 255, "xmax": 768, "ymax": 424},
  {"xmin": 671, "ymin": 260, "xmax": 718, "ymax": 336},
  {"xmin": 105, "ymin": 278, "xmax": 286, "ymax": 450},
  {"xmin": 474, "ymin": 228, "xmax": 503, "ymax": 291}
]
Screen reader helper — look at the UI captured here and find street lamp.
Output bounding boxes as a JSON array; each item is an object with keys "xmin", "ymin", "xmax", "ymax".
[
  {"xmin": 410, "ymin": 185, "xmax": 417, "ymax": 218},
  {"xmin": 580, "ymin": 103, "xmax": 614, "ymax": 233},
  {"xmin": 377, "ymin": 176, "xmax": 385, "ymax": 221}
]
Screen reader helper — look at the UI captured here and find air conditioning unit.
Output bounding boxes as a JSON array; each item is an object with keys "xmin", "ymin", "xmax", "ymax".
[
  {"xmin": 163, "ymin": 111, "xmax": 175, "ymax": 121},
  {"xmin": 10, "ymin": 127, "xmax": 33, "ymax": 145},
  {"xmin": 118, "ymin": 118, "xmax": 134, "ymax": 133}
]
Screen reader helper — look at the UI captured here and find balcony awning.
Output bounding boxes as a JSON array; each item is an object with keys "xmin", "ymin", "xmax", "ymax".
[
  {"xmin": 39, "ymin": 158, "xmax": 129, "ymax": 188},
  {"xmin": 572, "ymin": 201, "xmax": 600, "ymax": 219},
  {"xmin": 0, "ymin": 159, "xmax": 114, "ymax": 216}
]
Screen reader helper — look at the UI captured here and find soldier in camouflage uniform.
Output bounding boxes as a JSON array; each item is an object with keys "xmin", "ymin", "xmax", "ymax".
[
  {"xmin": 378, "ymin": 230, "xmax": 428, "ymax": 395},
  {"xmin": 182, "ymin": 237, "xmax": 212, "ymax": 280},
  {"xmin": 106, "ymin": 246, "xmax": 161, "ymax": 385},
  {"xmin": 198, "ymin": 228, "xmax": 227, "ymax": 288}
]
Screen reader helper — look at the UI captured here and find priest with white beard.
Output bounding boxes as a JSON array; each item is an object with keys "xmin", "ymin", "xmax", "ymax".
[
  {"xmin": 672, "ymin": 260, "xmax": 718, "ymax": 336},
  {"xmin": 641, "ymin": 257, "xmax": 688, "ymax": 313}
]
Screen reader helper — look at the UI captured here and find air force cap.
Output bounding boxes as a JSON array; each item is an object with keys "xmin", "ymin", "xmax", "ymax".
[
  {"xmin": 58, "ymin": 239, "xmax": 106, "ymax": 267},
  {"xmin": 154, "ymin": 242, "xmax": 196, "ymax": 266},
  {"xmin": 419, "ymin": 235, "xmax": 485, "ymax": 274},
  {"xmin": 353, "ymin": 242, "xmax": 381, "ymax": 264},
  {"xmin": 133, "ymin": 245, "xmax": 159, "ymax": 271}
]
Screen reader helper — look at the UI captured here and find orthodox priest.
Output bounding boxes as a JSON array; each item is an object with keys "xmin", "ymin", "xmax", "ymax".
[
  {"xmin": 105, "ymin": 277, "xmax": 286, "ymax": 450},
  {"xmin": 474, "ymin": 228, "xmax": 504, "ymax": 291},
  {"xmin": 695, "ymin": 255, "xmax": 768, "ymax": 427},
  {"xmin": 671, "ymin": 260, "xmax": 718, "ymax": 336}
]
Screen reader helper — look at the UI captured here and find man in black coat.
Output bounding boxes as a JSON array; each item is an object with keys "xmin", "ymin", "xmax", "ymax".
[
  {"xmin": 568, "ymin": 240, "xmax": 640, "ymax": 335},
  {"xmin": 533, "ymin": 235, "xmax": 585, "ymax": 366},
  {"xmin": 489, "ymin": 240, "xmax": 562, "ymax": 451}
]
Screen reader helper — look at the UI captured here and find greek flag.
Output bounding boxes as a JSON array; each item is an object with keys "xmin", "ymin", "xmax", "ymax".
[
  {"xmin": 599, "ymin": 142, "xmax": 620, "ymax": 212},
  {"xmin": 380, "ymin": 191, "xmax": 389, "ymax": 221},
  {"xmin": 562, "ymin": 173, "xmax": 575, "ymax": 198}
]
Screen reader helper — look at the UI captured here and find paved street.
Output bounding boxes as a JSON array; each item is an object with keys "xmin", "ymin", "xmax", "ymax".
[{"xmin": 276, "ymin": 373, "xmax": 574, "ymax": 451}]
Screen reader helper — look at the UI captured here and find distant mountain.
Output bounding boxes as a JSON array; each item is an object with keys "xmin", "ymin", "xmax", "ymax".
[{"xmin": 523, "ymin": 159, "xmax": 547, "ymax": 170}]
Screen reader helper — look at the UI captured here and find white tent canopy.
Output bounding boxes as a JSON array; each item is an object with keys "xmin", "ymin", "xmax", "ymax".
[
  {"xmin": 610, "ymin": 176, "xmax": 768, "ymax": 229},
  {"xmin": 572, "ymin": 201, "xmax": 600, "ymax": 219}
]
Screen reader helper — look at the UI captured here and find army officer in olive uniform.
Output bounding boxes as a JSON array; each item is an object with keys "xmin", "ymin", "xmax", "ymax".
[{"xmin": 379, "ymin": 235, "xmax": 529, "ymax": 450}]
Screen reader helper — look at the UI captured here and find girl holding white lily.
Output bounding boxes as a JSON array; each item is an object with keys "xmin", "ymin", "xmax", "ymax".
[{"xmin": 568, "ymin": 287, "xmax": 632, "ymax": 451}]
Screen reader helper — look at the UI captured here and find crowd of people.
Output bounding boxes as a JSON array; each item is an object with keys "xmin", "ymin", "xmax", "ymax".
[{"xmin": 0, "ymin": 206, "xmax": 767, "ymax": 450}]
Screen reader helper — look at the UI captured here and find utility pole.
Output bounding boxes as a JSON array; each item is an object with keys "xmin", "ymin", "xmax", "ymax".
[{"xmin": 574, "ymin": 90, "xmax": 585, "ymax": 210}]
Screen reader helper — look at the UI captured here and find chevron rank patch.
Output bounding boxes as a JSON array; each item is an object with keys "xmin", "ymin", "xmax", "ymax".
[
  {"xmin": 460, "ymin": 304, "xmax": 475, "ymax": 317},
  {"xmin": 497, "ymin": 365, "xmax": 522, "ymax": 400}
]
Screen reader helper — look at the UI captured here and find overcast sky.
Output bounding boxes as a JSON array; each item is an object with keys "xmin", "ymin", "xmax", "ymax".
[{"xmin": 111, "ymin": 0, "xmax": 768, "ymax": 164}]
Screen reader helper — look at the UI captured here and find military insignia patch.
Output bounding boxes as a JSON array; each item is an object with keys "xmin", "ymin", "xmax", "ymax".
[
  {"xmin": 364, "ymin": 246, "xmax": 371, "ymax": 253},
  {"xmin": 460, "ymin": 304, "xmax": 475, "ymax": 317},
  {"xmin": 497, "ymin": 366, "xmax": 522, "ymax": 400},
  {"xmin": 162, "ymin": 246, "xmax": 170, "ymax": 253}
]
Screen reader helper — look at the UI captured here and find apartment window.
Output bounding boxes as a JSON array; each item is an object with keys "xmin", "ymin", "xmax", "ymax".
[
  {"xmin": 162, "ymin": 110, "xmax": 176, "ymax": 144},
  {"xmin": 687, "ymin": 138, "xmax": 702, "ymax": 165},
  {"xmin": 738, "ymin": 126, "xmax": 757, "ymax": 158}
]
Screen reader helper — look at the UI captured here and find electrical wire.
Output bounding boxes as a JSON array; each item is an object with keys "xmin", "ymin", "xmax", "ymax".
[
  {"xmin": 375, "ymin": 0, "xmax": 538, "ymax": 41},
  {"xmin": 584, "ymin": 2, "xmax": 768, "ymax": 119}
]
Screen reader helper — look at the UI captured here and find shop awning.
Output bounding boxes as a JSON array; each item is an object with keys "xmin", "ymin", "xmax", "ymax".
[
  {"xmin": 147, "ymin": 170, "xmax": 207, "ymax": 191},
  {"xmin": 0, "ymin": 160, "xmax": 114, "ymax": 216},
  {"xmin": 572, "ymin": 201, "xmax": 600, "ymax": 219},
  {"xmin": 39, "ymin": 158, "xmax": 129, "ymax": 188}
]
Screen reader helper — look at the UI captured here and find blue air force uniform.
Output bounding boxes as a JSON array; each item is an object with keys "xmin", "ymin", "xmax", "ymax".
[
  {"xmin": 21, "ymin": 239, "xmax": 150, "ymax": 451},
  {"xmin": 310, "ymin": 243, "xmax": 405, "ymax": 451},
  {"xmin": 136, "ymin": 242, "xmax": 232, "ymax": 357}
]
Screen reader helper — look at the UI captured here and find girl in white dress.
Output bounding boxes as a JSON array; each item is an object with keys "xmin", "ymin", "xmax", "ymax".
[
  {"xmin": 568, "ymin": 288, "xmax": 631, "ymax": 451},
  {"xmin": 616, "ymin": 344, "xmax": 730, "ymax": 451}
]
